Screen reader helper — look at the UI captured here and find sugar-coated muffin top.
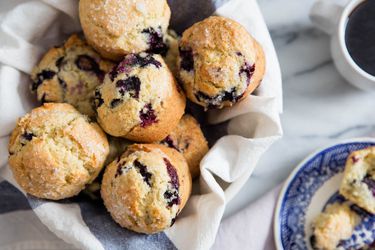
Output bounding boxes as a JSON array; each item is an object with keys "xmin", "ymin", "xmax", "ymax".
[
  {"xmin": 79, "ymin": 0, "xmax": 171, "ymax": 60},
  {"xmin": 31, "ymin": 34, "xmax": 114, "ymax": 117},
  {"xmin": 8, "ymin": 103, "xmax": 109, "ymax": 200},
  {"xmin": 101, "ymin": 144, "xmax": 192, "ymax": 234},
  {"xmin": 312, "ymin": 203, "xmax": 359, "ymax": 250},
  {"xmin": 95, "ymin": 52, "xmax": 185, "ymax": 142},
  {"xmin": 178, "ymin": 16, "xmax": 264, "ymax": 109}
]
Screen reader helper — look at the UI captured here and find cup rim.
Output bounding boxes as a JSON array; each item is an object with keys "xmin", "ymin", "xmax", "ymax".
[{"xmin": 338, "ymin": 0, "xmax": 375, "ymax": 82}]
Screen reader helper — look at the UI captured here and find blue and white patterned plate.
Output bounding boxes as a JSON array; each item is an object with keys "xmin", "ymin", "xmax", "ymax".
[{"xmin": 274, "ymin": 138, "xmax": 375, "ymax": 250}]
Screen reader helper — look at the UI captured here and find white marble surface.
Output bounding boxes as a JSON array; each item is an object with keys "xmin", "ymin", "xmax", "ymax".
[
  {"xmin": 224, "ymin": 0, "xmax": 375, "ymax": 218},
  {"xmin": 1, "ymin": 0, "xmax": 375, "ymax": 248}
]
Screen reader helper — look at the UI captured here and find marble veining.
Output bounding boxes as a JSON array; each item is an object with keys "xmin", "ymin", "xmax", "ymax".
[{"xmin": 225, "ymin": 0, "xmax": 375, "ymax": 218}]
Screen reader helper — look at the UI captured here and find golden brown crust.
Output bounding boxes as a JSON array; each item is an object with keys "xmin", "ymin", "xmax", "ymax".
[
  {"xmin": 8, "ymin": 103, "xmax": 109, "ymax": 200},
  {"xmin": 95, "ymin": 53, "xmax": 186, "ymax": 142},
  {"xmin": 79, "ymin": 0, "xmax": 171, "ymax": 60},
  {"xmin": 101, "ymin": 144, "xmax": 191, "ymax": 234},
  {"xmin": 177, "ymin": 16, "xmax": 265, "ymax": 109}
]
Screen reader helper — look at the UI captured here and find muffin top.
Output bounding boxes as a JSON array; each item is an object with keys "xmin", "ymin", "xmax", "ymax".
[
  {"xmin": 31, "ymin": 34, "xmax": 114, "ymax": 117},
  {"xmin": 101, "ymin": 144, "xmax": 191, "ymax": 234},
  {"xmin": 178, "ymin": 16, "xmax": 260, "ymax": 109},
  {"xmin": 8, "ymin": 103, "xmax": 109, "ymax": 200},
  {"xmin": 95, "ymin": 52, "xmax": 185, "ymax": 141},
  {"xmin": 79, "ymin": 0, "xmax": 171, "ymax": 60}
]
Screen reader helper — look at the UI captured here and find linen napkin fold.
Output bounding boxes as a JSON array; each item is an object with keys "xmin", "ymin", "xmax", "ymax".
[{"xmin": 0, "ymin": 0, "xmax": 282, "ymax": 249}]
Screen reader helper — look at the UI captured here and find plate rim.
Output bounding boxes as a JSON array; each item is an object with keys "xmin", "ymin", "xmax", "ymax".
[{"xmin": 273, "ymin": 137, "xmax": 375, "ymax": 250}]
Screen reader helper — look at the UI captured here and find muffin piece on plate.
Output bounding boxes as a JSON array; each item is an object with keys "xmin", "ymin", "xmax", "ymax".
[
  {"xmin": 31, "ymin": 34, "xmax": 114, "ymax": 117},
  {"xmin": 101, "ymin": 144, "xmax": 192, "ymax": 234},
  {"xmin": 177, "ymin": 16, "xmax": 265, "ymax": 109},
  {"xmin": 94, "ymin": 52, "xmax": 185, "ymax": 142},
  {"xmin": 159, "ymin": 114, "xmax": 208, "ymax": 179},
  {"xmin": 311, "ymin": 203, "xmax": 359, "ymax": 250},
  {"xmin": 340, "ymin": 147, "xmax": 375, "ymax": 214},
  {"xmin": 8, "ymin": 103, "xmax": 109, "ymax": 200},
  {"xmin": 79, "ymin": 0, "xmax": 171, "ymax": 60}
]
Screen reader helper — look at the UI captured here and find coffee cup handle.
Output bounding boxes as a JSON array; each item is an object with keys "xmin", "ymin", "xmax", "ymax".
[{"xmin": 310, "ymin": 1, "xmax": 344, "ymax": 35}]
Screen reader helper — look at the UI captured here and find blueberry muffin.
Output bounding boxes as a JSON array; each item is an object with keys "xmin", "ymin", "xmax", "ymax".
[
  {"xmin": 177, "ymin": 16, "xmax": 265, "ymax": 109},
  {"xmin": 79, "ymin": 0, "xmax": 171, "ymax": 60},
  {"xmin": 311, "ymin": 203, "xmax": 359, "ymax": 250},
  {"xmin": 94, "ymin": 53, "xmax": 186, "ymax": 142},
  {"xmin": 8, "ymin": 103, "xmax": 109, "ymax": 200},
  {"xmin": 340, "ymin": 147, "xmax": 375, "ymax": 214},
  {"xmin": 159, "ymin": 114, "xmax": 208, "ymax": 179},
  {"xmin": 31, "ymin": 34, "xmax": 114, "ymax": 117},
  {"xmin": 101, "ymin": 144, "xmax": 192, "ymax": 234}
]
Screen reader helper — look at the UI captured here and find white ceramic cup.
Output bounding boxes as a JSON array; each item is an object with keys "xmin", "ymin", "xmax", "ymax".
[{"xmin": 310, "ymin": 0, "xmax": 375, "ymax": 91}]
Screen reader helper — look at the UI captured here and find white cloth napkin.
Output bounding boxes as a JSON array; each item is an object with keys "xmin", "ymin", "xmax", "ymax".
[
  {"xmin": 0, "ymin": 0, "xmax": 282, "ymax": 249},
  {"xmin": 213, "ymin": 186, "xmax": 281, "ymax": 250},
  {"xmin": 0, "ymin": 176, "xmax": 281, "ymax": 250}
]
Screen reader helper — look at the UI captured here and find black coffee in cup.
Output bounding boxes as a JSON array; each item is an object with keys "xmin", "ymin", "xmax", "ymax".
[{"xmin": 345, "ymin": 0, "xmax": 375, "ymax": 76}]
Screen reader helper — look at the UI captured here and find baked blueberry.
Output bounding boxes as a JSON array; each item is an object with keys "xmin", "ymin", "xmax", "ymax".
[
  {"xmin": 116, "ymin": 76, "xmax": 141, "ymax": 98},
  {"xmin": 160, "ymin": 135, "xmax": 179, "ymax": 151},
  {"xmin": 94, "ymin": 89, "xmax": 104, "ymax": 108},
  {"xmin": 363, "ymin": 175, "xmax": 375, "ymax": 196},
  {"xmin": 239, "ymin": 62, "xmax": 256, "ymax": 84},
  {"xmin": 109, "ymin": 54, "xmax": 162, "ymax": 81},
  {"xmin": 164, "ymin": 158, "xmax": 180, "ymax": 207},
  {"xmin": 142, "ymin": 26, "xmax": 168, "ymax": 56},
  {"xmin": 179, "ymin": 47, "xmax": 194, "ymax": 72},
  {"xmin": 134, "ymin": 160, "xmax": 152, "ymax": 187},
  {"xmin": 32, "ymin": 70, "xmax": 56, "ymax": 91},
  {"xmin": 57, "ymin": 78, "xmax": 67, "ymax": 89},
  {"xmin": 135, "ymin": 53, "xmax": 162, "ymax": 68},
  {"xmin": 110, "ymin": 99, "xmax": 122, "ymax": 108},
  {"xmin": 21, "ymin": 132, "xmax": 34, "ymax": 141},
  {"xmin": 55, "ymin": 56, "xmax": 65, "ymax": 68},
  {"xmin": 139, "ymin": 104, "xmax": 157, "ymax": 128}
]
